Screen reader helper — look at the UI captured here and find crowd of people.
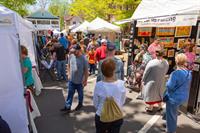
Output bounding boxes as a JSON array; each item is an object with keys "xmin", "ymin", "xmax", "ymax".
[{"xmin": 8, "ymin": 33, "xmax": 195, "ymax": 133}]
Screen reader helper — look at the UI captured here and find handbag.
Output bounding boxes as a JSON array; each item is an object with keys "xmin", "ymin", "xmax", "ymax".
[{"xmin": 163, "ymin": 71, "xmax": 189, "ymax": 102}]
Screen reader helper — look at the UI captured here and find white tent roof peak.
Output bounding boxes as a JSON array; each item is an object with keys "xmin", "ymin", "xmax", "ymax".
[
  {"xmin": 88, "ymin": 17, "xmax": 121, "ymax": 33},
  {"xmin": 132, "ymin": 0, "xmax": 200, "ymax": 20},
  {"xmin": 71, "ymin": 20, "xmax": 90, "ymax": 33}
]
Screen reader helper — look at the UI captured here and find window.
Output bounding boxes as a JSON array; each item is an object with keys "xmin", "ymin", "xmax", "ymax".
[
  {"xmin": 37, "ymin": 20, "xmax": 50, "ymax": 25},
  {"xmin": 30, "ymin": 20, "xmax": 36, "ymax": 24},
  {"xmin": 73, "ymin": 21, "xmax": 76, "ymax": 25},
  {"xmin": 51, "ymin": 20, "xmax": 59, "ymax": 25}
]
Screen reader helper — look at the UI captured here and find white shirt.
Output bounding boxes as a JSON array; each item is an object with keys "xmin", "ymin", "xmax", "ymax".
[{"xmin": 93, "ymin": 80, "xmax": 126, "ymax": 116}]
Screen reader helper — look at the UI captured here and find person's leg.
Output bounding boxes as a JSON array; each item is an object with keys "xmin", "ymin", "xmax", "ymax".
[
  {"xmin": 89, "ymin": 64, "xmax": 92, "ymax": 74},
  {"xmin": 95, "ymin": 115, "xmax": 108, "ymax": 133},
  {"xmin": 76, "ymin": 84, "xmax": 83, "ymax": 105},
  {"xmin": 110, "ymin": 119, "xmax": 123, "ymax": 133},
  {"xmin": 92, "ymin": 64, "xmax": 96, "ymax": 74},
  {"xmin": 61, "ymin": 60, "xmax": 67, "ymax": 80},
  {"xmin": 65, "ymin": 81, "xmax": 76, "ymax": 109},
  {"xmin": 56, "ymin": 61, "xmax": 62, "ymax": 80},
  {"xmin": 166, "ymin": 101, "xmax": 178, "ymax": 133}
]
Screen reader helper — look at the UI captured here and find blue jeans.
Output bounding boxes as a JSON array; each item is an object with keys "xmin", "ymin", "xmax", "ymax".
[
  {"xmin": 89, "ymin": 64, "xmax": 96, "ymax": 74},
  {"xmin": 65, "ymin": 81, "xmax": 83, "ymax": 108},
  {"xmin": 166, "ymin": 101, "xmax": 179, "ymax": 133},
  {"xmin": 56, "ymin": 60, "xmax": 67, "ymax": 80}
]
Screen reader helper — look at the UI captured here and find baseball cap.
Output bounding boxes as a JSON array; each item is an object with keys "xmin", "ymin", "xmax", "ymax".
[
  {"xmin": 101, "ymin": 39, "xmax": 107, "ymax": 44},
  {"xmin": 107, "ymin": 43, "xmax": 116, "ymax": 51},
  {"xmin": 73, "ymin": 44, "xmax": 81, "ymax": 50}
]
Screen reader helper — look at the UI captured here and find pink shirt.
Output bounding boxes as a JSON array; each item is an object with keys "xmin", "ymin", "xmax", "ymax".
[
  {"xmin": 185, "ymin": 52, "xmax": 196, "ymax": 63},
  {"xmin": 148, "ymin": 43, "xmax": 161, "ymax": 59}
]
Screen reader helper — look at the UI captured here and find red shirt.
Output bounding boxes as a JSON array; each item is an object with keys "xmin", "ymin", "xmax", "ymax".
[{"xmin": 95, "ymin": 45, "xmax": 107, "ymax": 62}]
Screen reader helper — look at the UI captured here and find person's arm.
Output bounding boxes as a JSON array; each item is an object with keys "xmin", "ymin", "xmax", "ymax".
[
  {"xmin": 142, "ymin": 63, "xmax": 151, "ymax": 83},
  {"xmin": 97, "ymin": 61, "xmax": 103, "ymax": 82},
  {"xmin": 120, "ymin": 61, "xmax": 124, "ymax": 80},
  {"xmin": 93, "ymin": 84, "xmax": 99, "ymax": 109},
  {"xmin": 83, "ymin": 58, "xmax": 89, "ymax": 87},
  {"xmin": 166, "ymin": 72, "xmax": 177, "ymax": 93},
  {"xmin": 121, "ymin": 82, "xmax": 126, "ymax": 105},
  {"xmin": 67, "ymin": 56, "xmax": 71, "ymax": 80}
]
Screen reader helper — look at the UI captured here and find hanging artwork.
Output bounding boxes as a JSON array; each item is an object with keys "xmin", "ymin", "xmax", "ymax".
[
  {"xmin": 177, "ymin": 39, "xmax": 186, "ymax": 50},
  {"xmin": 138, "ymin": 27, "xmax": 152, "ymax": 36},
  {"xmin": 159, "ymin": 37, "xmax": 174, "ymax": 48},
  {"xmin": 156, "ymin": 27, "xmax": 175, "ymax": 36},
  {"xmin": 167, "ymin": 49, "xmax": 175, "ymax": 58},
  {"xmin": 175, "ymin": 26, "xmax": 192, "ymax": 37}
]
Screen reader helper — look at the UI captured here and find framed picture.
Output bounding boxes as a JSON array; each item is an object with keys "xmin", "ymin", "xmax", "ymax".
[
  {"xmin": 175, "ymin": 26, "xmax": 192, "ymax": 37},
  {"xmin": 196, "ymin": 56, "xmax": 200, "ymax": 63},
  {"xmin": 196, "ymin": 47, "xmax": 200, "ymax": 54},
  {"xmin": 167, "ymin": 49, "xmax": 175, "ymax": 58},
  {"xmin": 163, "ymin": 49, "xmax": 168, "ymax": 56},
  {"xmin": 168, "ymin": 60, "xmax": 173, "ymax": 65},
  {"xmin": 156, "ymin": 27, "xmax": 175, "ymax": 36},
  {"xmin": 159, "ymin": 37, "xmax": 174, "ymax": 48},
  {"xmin": 177, "ymin": 39, "xmax": 186, "ymax": 50},
  {"xmin": 138, "ymin": 27, "xmax": 152, "ymax": 36}
]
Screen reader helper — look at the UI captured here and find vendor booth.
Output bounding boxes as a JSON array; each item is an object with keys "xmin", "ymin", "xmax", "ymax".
[
  {"xmin": 0, "ymin": 4, "xmax": 40, "ymax": 133},
  {"xmin": 124, "ymin": 0, "xmax": 200, "ymax": 118},
  {"xmin": 88, "ymin": 17, "xmax": 121, "ymax": 42},
  {"xmin": 71, "ymin": 20, "xmax": 90, "ymax": 33}
]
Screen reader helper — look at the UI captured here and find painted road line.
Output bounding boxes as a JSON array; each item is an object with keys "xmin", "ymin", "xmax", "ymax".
[{"xmin": 138, "ymin": 104, "xmax": 166, "ymax": 133}]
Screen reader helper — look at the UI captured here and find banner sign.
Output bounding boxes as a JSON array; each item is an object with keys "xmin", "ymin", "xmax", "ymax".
[
  {"xmin": 136, "ymin": 15, "xmax": 198, "ymax": 27},
  {"xmin": 156, "ymin": 27, "xmax": 175, "ymax": 36},
  {"xmin": 138, "ymin": 27, "xmax": 152, "ymax": 36},
  {"xmin": 159, "ymin": 37, "xmax": 174, "ymax": 48}
]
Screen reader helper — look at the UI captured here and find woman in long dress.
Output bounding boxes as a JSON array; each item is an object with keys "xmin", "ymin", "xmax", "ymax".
[{"xmin": 142, "ymin": 49, "xmax": 169, "ymax": 112}]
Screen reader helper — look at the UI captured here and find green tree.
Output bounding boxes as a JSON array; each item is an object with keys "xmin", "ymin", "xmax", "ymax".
[
  {"xmin": 48, "ymin": 0, "xmax": 68, "ymax": 29},
  {"xmin": 0, "ymin": 0, "xmax": 36, "ymax": 16},
  {"xmin": 69, "ymin": 0, "xmax": 141, "ymax": 22}
]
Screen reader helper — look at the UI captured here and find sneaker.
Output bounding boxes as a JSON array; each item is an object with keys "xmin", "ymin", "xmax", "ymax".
[
  {"xmin": 60, "ymin": 107, "xmax": 71, "ymax": 112},
  {"xmin": 75, "ymin": 104, "xmax": 83, "ymax": 111}
]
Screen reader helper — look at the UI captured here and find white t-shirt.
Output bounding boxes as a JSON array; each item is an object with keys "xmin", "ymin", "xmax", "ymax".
[{"xmin": 93, "ymin": 80, "xmax": 126, "ymax": 116}]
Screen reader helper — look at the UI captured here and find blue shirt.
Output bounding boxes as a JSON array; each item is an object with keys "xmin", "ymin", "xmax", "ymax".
[
  {"xmin": 22, "ymin": 57, "xmax": 34, "ymax": 86},
  {"xmin": 59, "ymin": 37, "xmax": 69, "ymax": 49},
  {"xmin": 166, "ymin": 70, "xmax": 192, "ymax": 105}
]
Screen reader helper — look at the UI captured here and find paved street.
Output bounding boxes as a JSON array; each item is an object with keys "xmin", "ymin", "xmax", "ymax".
[{"xmin": 34, "ymin": 75, "xmax": 200, "ymax": 133}]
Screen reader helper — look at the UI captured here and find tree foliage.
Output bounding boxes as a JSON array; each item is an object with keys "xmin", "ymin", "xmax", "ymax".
[
  {"xmin": 48, "ymin": 0, "xmax": 69, "ymax": 29},
  {"xmin": 69, "ymin": 0, "xmax": 141, "ymax": 21},
  {"xmin": 0, "ymin": 0, "xmax": 36, "ymax": 16}
]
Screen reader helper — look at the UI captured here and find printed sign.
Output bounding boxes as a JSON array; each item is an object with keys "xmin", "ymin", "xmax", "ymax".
[
  {"xmin": 138, "ymin": 27, "xmax": 152, "ymax": 36},
  {"xmin": 137, "ymin": 15, "xmax": 198, "ymax": 27}
]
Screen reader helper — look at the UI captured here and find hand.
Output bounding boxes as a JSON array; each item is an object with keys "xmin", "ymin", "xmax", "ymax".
[{"xmin": 82, "ymin": 80, "xmax": 87, "ymax": 87}]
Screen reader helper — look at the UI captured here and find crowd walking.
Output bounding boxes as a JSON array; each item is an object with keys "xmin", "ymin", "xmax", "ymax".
[{"xmin": 16, "ymin": 32, "xmax": 196, "ymax": 133}]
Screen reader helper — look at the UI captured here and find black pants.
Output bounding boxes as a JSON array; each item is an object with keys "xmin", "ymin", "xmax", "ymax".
[
  {"xmin": 89, "ymin": 64, "xmax": 96, "ymax": 74},
  {"xmin": 95, "ymin": 114, "xmax": 123, "ymax": 133}
]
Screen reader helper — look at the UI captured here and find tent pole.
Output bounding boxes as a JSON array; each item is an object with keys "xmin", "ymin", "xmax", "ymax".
[{"xmin": 127, "ymin": 20, "xmax": 136, "ymax": 75}]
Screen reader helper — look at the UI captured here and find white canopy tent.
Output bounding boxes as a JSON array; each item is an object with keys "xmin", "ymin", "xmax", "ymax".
[
  {"xmin": 115, "ymin": 0, "xmax": 200, "ymax": 27},
  {"xmin": 71, "ymin": 21, "xmax": 90, "ymax": 33},
  {"xmin": 0, "ymin": 4, "xmax": 37, "ymax": 133},
  {"xmin": 88, "ymin": 17, "xmax": 121, "ymax": 33},
  {"xmin": 53, "ymin": 29, "xmax": 61, "ymax": 35}
]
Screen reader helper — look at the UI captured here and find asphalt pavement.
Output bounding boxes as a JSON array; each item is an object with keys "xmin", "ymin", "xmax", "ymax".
[{"xmin": 34, "ymin": 75, "xmax": 200, "ymax": 133}]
